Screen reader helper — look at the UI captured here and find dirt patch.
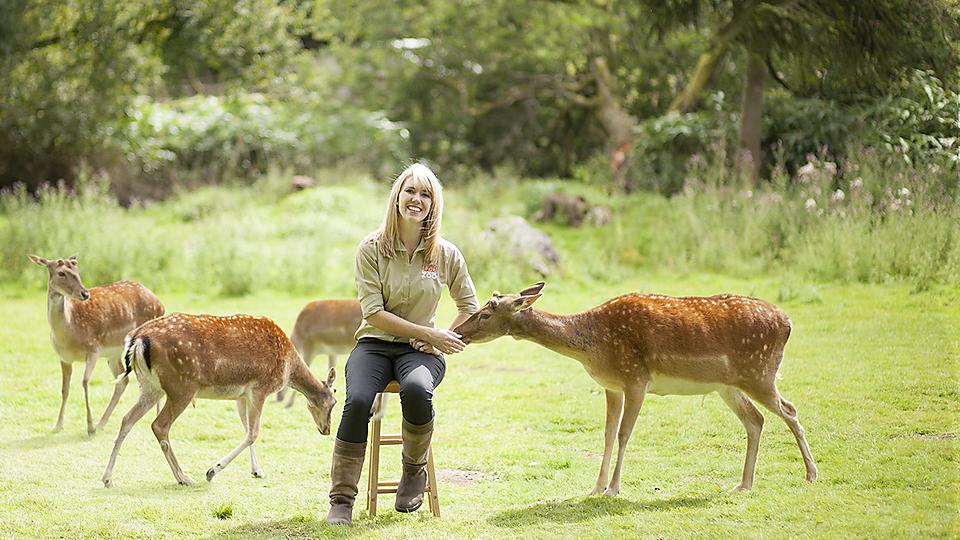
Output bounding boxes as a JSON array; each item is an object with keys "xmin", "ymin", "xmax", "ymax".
[
  {"xmin": 913, "ymin": 433, "xmax": 956, "ymax": 441},
  {"xmin": 436, "ymin": 468, "xmax": 493, "ymax": 485}
]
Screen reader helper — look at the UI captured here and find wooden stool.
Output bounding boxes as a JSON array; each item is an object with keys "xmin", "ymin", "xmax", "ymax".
[{"xmin": 366, "ymin": 380, "xmax": 441, "ymax": 517}]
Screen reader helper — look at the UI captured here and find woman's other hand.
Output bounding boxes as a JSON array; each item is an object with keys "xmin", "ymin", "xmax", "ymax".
[{"xmin": 409, "ymin": 338, "xmax": 442, "ymax": 355}]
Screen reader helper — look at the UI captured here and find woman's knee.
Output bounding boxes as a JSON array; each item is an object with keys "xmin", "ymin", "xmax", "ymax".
[{"xmin": 342, "ymin": 391, "xmax": 378, "ymax": 419}]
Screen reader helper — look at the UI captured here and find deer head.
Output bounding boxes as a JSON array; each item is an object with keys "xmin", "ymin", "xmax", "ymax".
[
  {"xmin": 304, "ymin": 367, "xmax": 337, "ymax": 435},
  {"xmin": 29, "ymin": 255, "xmax": 90, "ymax": 301},
  {"xmin": 454, "ymin": 282, "xmax": 545, "ymax": 344}
]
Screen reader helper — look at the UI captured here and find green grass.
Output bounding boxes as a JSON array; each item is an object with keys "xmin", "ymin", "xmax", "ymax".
[{"xmin": 1, "ymin": 274, "xmax": 956, "ymax": 538}]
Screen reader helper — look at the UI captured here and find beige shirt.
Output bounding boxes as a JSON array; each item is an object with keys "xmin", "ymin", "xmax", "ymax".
[{"xmin": 354, "ymin": 233, "xmax": 480, "ymax": 342}]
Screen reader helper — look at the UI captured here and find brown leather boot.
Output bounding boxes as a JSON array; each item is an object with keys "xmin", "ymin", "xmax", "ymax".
[
  {"xmin": 326, "ymin": 438, "xmax": 366, "ymax": 525},
  {"xmin": 395, "ymin": 418, "xmax": 433, "ymax": 513}
]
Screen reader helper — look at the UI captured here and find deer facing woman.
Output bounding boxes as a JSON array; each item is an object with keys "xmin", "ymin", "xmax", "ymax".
[{"xmin": 326, "ymin": 163, "xmax": 479, "ymax": 525}]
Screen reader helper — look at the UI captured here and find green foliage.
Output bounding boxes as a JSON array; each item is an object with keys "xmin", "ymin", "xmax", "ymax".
[
  {"xmin": 114, "ymin": 93, "xmax": 408, "ymax": 192},
  {"xmin": 626, "ymin": 99, "xmax": 738, "ymax": 194},
  {"xmin": 0, "ymin": 0, "xmax": 306, "ymax": 189}
]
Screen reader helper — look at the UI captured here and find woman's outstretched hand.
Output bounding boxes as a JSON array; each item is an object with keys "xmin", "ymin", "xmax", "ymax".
[{"xmin": 422, "ymin": 328, "xmax": 466, "ymax": 355}]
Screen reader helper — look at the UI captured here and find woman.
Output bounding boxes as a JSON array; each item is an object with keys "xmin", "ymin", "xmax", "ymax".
[{"xmin": 327, "ymin": 163, "xmax": 479, "ymax": 525}]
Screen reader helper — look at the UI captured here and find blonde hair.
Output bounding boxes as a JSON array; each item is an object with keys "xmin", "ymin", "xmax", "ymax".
[{"xmin": 376, "ymin": 163, "xmax": 444, "ymax": 265}]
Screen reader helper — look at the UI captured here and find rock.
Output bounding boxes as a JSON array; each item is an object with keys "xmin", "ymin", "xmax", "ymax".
[{"xmin": 483, "ymin": 216, "xmax": 560, "ymax": 277}]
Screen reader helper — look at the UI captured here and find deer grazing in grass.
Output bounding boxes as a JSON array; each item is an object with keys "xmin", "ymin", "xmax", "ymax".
[
  {"xmin": 276, "ymin": 299, "xmax": 387, "ymax": 418},
  {"xmin": 101, "ymin": 313, "xmax": 337, "ymax": 487},
  {"xmin": 29, "ymin": 255, "xmax": 165, "ymax": 434},
  {"xmin": 453, "ymin": 282, "xmax": 818, "ymax": 495}
]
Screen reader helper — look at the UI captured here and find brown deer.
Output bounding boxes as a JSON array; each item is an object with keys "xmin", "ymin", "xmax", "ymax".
[
  {"xmin": 453, "ymin": 282, "xmax": 817, "ymax": 495},
  {"xmin": 277, "ymin": 299, "xmax": 360, "ymax": 407},
  {"xmin": 101, "ymin": 313, "xmax": 337, "ymax": 487},
  {"xmin": 29, "ymin": 255, "xmax": 165, "ymax": 434},
  {"xmin": 276, "ymin": 299, "xmax": 387, "ymax": 418}
]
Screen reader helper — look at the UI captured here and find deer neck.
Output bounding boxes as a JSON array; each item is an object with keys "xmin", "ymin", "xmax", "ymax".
[
  {"xmin": 287, "ymin": 357, "xmax": 324, "ymax": 401},
  {"xmin": 46, "ymin": 285, "xmax": 71, "ymax": 335},
  {"xmin": 512, "ymin": 309, "xmax": 593, "ymax": 362}
]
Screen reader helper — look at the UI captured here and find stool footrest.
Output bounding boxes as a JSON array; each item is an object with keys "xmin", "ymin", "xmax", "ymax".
[{"xmin": 379, "ymin": 435, "xmax": 403, "ymax": 445}]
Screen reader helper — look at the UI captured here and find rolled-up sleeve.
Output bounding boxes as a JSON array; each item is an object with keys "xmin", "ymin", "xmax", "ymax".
[
  {"xmin": 355, "ymin": 241, "xmax": 384, "ymax": 318},
  {"xmin": 446, "ymin": 246, "xmax": 480, "ymax": 314}
]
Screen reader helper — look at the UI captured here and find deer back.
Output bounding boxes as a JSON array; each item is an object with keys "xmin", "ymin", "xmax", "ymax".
[
  {"xmin": 292, "ymin": 299, "xmax": 362, "ymax": 351},
  {"xmin": 57, "ymin": 281, "xmax": 164, "ymax": 351},
  {"xmin": 131, "ymin": 313, "xmax": 293, "ymax": 391},
  {"xmin": 595, "ymin": 293, "xmax": 791, "ymax": 384}
]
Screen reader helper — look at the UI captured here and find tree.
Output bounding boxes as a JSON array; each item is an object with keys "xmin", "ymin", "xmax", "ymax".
[{"xmin": 0, "ymin": 0, "xmax": 304, "ymax": 189}]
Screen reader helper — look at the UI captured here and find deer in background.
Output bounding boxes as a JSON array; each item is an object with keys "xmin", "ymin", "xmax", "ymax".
[
  {"xmin": 454, "ymin": 282, "xmax": 817, "ymax": 495},
  {"xmin": 102, "ymin": 313, "xmax": 337, "ymax": 487},
  {"xmin": 277, "ymin": 299, "xmax": 386, "ymax": 418},
  {"xmin": 29, "ymin": 255, "xmax": 165, "ymax": 434}
]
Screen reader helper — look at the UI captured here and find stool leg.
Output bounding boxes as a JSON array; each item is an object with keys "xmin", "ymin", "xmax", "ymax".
[
  {"xmin": 425, "ymin": 445, "xmax": 440, "ymax": 517},
  {"xmin": 367, "ymin": 410, "xmax": 382, "ymax": 517}
]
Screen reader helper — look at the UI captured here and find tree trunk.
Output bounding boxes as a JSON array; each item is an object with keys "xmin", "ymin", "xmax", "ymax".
[
  {"xmin": 735, "ymin": 47, "xmax": 766, "ymax": 185},
  {"xmin": 591, "ymin": 57, "xmax": 637, "ymax": 191},
  {"xmin": 668, "ymin": 0, "xmax": 760, "ymax": 113}
]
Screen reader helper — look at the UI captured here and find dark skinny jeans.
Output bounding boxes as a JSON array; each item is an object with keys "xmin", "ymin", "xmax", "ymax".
[{"xmin": 336, "ymin": 338, "xmax": 446, "ymax": 443}]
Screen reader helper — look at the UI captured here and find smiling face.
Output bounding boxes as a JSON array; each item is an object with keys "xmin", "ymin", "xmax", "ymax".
[
  {"xmin": 397, "ymin": 176, "xmax": 433, "ymax": 224},
  {"xmin": 29, "ymin": 255, "xmax": 90, "ymax": 301}
]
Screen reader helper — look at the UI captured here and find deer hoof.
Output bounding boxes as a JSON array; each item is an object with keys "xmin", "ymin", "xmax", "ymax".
[
  {"xmin": 589, "ymin": 486, "xmax": 605, "ymax": 496},
  {"xmin": 806, "ymin": 467, "xmax": 819, "ymax": 483},
  {"xmin": 252, "ymin": 470, "xmax": 264, "ymax": 479},
  {"xmin": 179, "ymin": 476, "xmax": 196, "ymax": 486},
  {"xmin": 729, "ymin": 483, "xmax": 751, "ymax": 493},
  {"xmin": 602, "ymin": 487, "xmax": 619, "ymax": 497},
  {"xmin": 52, "ymin": 425, "xmax": 63, "ymax": 434},
  {"xmin": 206, "ymin": 468, "xmax": 218, "ymax": 482},
  {"xmin": 103, "ymin": 478, "xmax": 113, "ymax": 488},
  {"xmin": 87, "ymin": 426, "xmax": 97, "ymax": 436}
]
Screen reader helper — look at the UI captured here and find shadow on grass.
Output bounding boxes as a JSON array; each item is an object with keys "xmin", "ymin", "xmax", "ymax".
[
  {"xmin": 204, "ymin": 511, "xmax": 429, "ymax": 539},
  {"xmin": 0, "ymin": 430, "xmax": 94, "ymax": 451},
  {"xmin": 488, "ymin": 494, "xmax": 718, "ymax": 528}
]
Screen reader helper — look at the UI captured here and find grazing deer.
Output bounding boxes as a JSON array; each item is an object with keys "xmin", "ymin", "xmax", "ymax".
[
  {"xmin": 277, "ymin": 299, "xmax": 386, "ymax": 418},
  {"xmin": 277, "ymin": 299, "xmax": 360, "ymax": 407},
  {"xmin": 29, "ymin": 255, "xmax": 164, "ymax": 434},
  {"xmin": 101, "ymin": 313, "xmax": 337, "ymax": 487},
  {"xmin": 453, "ymin": 282, "xmax": 817, "ymax": 495}
]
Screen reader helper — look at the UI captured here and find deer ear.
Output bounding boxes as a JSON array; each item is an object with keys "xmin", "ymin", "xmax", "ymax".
[
  {"xmin": 327, "ymin": 367, "xmax": 336, "ymax": 385},
  {"xmin": 28, "ymin": 255, "xmax": 49, "ymax": 267},
  {"xmin": 513, "ymin": 293, "xmax": 542, "ymax": 311},
  {"xmin": 67, "ymin": 255, "xmax": 78, "ymax": 266},
  {"xmin": 518, "ymin": 282, "xmax": 545, "ymax": 296}
]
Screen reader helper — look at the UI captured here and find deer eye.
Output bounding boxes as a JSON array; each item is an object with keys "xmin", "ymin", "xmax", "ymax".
[
  {"xmin": 57, "ymin": 271, "xmax": 66, "ymax": 277},
  {"xmin": 478, "ymin": 312, "xmax": 491, "ymax": 320}
]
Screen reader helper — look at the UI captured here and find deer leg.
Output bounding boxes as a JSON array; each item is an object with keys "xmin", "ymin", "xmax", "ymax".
[
  {"xmin": 208, "ymin": 390, "xmax": 267, "ymax": 482},
  {"xmin": 591, "ymin": 389, "xmax": 623, "ymax": 495},
  {"xmin": 719, "ymin": 388, "xmax": 765, "ymax": 491},
  {"xmin": 95, "ymin": 355, "xmax": 128, "ymax": 432},
  {"xmin": 749, "ymin": 385, "xmax": 818, "ymax": 483},
  {"xmin": 605, "ymin": 387, "xmax": 646, "ymax": 497},
  {"xmin": 236, "ymin": 397, "xmax": 264, "ymax": 478},
  {"xmin": 53, "ymin": 361, "xmax": 72, "ymax": 433},
  {"xmin": 82, "ymin": 351, "xmax": 99, "ymax": 435},
  {"xmin": 102, "ymin": 388, "xmax": 162, "ymax": 487},
  {"xmin": 152, "ymin": 389, "xmax": 197, "ymax": 486}
]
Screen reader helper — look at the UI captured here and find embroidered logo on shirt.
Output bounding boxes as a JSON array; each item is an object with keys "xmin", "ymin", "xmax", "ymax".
[{"xmin": 422, "ymin": 263, "xmax": 439, "ymax": 280}]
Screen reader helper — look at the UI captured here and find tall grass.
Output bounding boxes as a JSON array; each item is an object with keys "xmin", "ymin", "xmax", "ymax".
[{"xmin": 1, "ymin": 156, "xmax": 957, "ymax": 298}]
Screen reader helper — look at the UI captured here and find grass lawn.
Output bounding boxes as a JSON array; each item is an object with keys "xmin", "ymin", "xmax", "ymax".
[{"xmin": 0, "ymin": 274, "xmax": 956, "ymax": 539}]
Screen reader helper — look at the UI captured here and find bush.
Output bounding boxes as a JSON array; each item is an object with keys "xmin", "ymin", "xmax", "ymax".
[{"xmin": 110, "ymin": 93, "xmax": 409, "ymax": 198}]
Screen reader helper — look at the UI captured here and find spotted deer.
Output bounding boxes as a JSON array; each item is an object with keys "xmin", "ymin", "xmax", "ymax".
[
  {"xmin": 453, "ymin": 282, "xmax": 817, "ymax": 495},
  {"xmin": 29, "ymin": 255, "xmax": 165, "ymax": 434},
  {"xmin": 276, "ymin": 299, "xmax": 386, "ymax": 418},
  {"xmin": 101, "ymin": 313, "xmax": 337, "ymax": 487}
]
